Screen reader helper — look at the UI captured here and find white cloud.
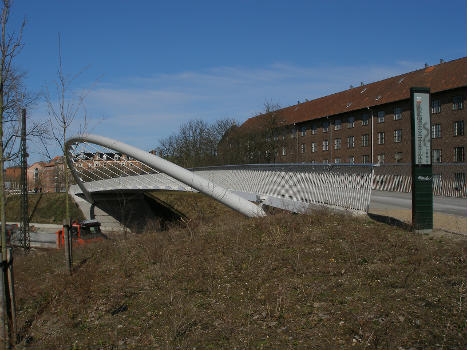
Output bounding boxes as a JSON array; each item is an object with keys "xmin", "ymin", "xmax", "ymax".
[{"xmin": 36, "ymin": 60, "xmax": 423, "ymax": 156}]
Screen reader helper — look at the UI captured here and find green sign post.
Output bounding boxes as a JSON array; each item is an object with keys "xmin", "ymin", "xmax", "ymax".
[{"xmin": 410, "ymin": 87, "xmax": 433, "ymax": 232}]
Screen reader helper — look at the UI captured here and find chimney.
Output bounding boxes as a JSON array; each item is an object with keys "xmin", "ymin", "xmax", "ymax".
[
  {"xmin": 360, "ymin": 82, "xmax": 364, "ymax": 86},
  {"xmin": 424, "ymin": 63, "xmax": 428, "ymax": 68},
  {"xmin": 349, "ymin": 85, "xmax": 353, "ymax": 89},
  {"xmin": 440, "ymin": 58, "xmax": 444, "ymax": 64}
]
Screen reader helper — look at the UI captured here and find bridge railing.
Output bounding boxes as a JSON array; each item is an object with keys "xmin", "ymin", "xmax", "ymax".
[
  {"xmin": 373, "ymin": 163, "xmax": 467, "ymax": 198},
  {"xmin": 191, "ymin": 163, "xmax": 374, "ymax": 213}
]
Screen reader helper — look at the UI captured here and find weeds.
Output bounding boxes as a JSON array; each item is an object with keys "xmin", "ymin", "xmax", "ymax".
[{"xmin": 11, "ymin": 193, "xmax": 467, "ymax": 349}]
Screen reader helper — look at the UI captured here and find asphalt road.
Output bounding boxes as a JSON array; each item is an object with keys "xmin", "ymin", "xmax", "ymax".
[
  {"xmin": 370, "ymin": 190, "xmax": 466, "ymax": 217},
  {"xmin": 8, "ymin": 222, "xmax": 60, "ymax": 248}
]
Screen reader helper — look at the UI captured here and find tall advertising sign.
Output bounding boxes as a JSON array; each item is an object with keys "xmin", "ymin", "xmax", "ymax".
[{"xmin": 410, "ymin": 87, "xmax": 433, "ymax": 232}]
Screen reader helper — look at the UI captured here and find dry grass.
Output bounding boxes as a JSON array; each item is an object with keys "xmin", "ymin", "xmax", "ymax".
[{"xmin": 12, "ymin": 193, "xmax": 467, "ymax": 349}]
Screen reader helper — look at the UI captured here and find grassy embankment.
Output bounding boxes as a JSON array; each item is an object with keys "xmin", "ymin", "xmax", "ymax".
[
  {"xmin": 6, "ymin": 193, "xmax": 84, "ymax": 224},
  {"xmin": 12, "ymin": 191, "xmax": 467, "ymax": 349}
]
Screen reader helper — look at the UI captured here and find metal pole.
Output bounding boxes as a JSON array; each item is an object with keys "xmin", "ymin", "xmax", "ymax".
[
  {"xmin": 20, "ymin": 108, "xmax": 29, "ymax": 251},
  {"xmin": 68, "ymin": 218, "xmax": 73, "ymax": 268},
  {"xmin": 371, "ymin": 109, "xmax": 374, "ymax": 164},
  {"xmin": 0, "ymin": 255, "xmax": 5, "ymax": 347},
  {"xmin": 0, "ymin": 250, "xmax": 12, "ymax": 348},
  {"xmin": 63, "ymin": 220, "xmax": 72, "ymax": 275},
  {"xmin": 6, "ymin": 249, "xmax": 15, "ymax": 343}
]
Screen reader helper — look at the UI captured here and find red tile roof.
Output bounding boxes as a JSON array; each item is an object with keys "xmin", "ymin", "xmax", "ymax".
[{"xmin": 241, "ymin": 57, "xmax": 467, "ymax": 129}]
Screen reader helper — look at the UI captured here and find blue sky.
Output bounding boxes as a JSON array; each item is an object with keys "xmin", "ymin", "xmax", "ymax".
[{"xmin": 9, "ymin": 0, "xmax": 467, "ymax": 160}]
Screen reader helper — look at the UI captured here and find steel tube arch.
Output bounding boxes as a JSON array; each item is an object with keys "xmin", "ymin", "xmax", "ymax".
[{"xmin": 65, "ymin": 133, "xmax": 266, "ymax": 218}]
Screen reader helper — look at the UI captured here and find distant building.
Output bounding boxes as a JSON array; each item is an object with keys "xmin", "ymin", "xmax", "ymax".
[
  {"xmin": 230, "ymin": 57, "xmax": 466, "ymax": 166},
  {"xmin": 5, "ymin": 166, "xmax": 22, "ymax": 192},
  {"xmin": 27, "ymin": 156, "xmax": 66, "ymax": 193},
  {"xmin": 71, "ymin": 152, "xmax": 149, "ymax": 181}
]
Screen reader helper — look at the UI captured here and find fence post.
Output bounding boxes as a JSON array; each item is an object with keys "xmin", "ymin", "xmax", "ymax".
[
  {"xmin": 68, "ymin": 218, "xmax": 73, "ymax": 268},
  {"xmin": 0, "ymin": 249, "xmax": 14, "ymax": 348},
  {"xmin": 0, "ymin": 252, "xmax": 5, "ymax": 347},
  {"xmin": 6, "ymin": 249, "xmax": 15, "ymax": 344},
  {"xmin": 63, "ymin": 220, "xmax": 72, "ymax": 275}
]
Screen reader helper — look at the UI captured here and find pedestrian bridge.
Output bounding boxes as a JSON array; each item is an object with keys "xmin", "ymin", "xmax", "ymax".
[{"xmin": 66, "ymin": 134, "xmax": 374, "ymax": 228}]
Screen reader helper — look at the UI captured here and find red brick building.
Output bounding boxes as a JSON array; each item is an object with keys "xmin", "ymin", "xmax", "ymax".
[
  {"xmin": 236, "ymin": 57, "xmax": 466, "ymax": 167},
  {"xmin": 5, "ymin": 166, "xmax": 22, "ymax": 192},
  {"xmin": 27, "ymin": 156, "xmax": 66, "ymax": 193}
]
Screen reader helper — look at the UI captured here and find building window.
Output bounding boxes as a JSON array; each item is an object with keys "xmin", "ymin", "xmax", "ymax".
[
  {"xmin": 394, "ymin": 107, "xmax": 402, "ymax": 120},
  {"xmin": 300, "ymin": 127, "xmax": 307, "ymax": 136},
  {"xmin": 394, "ymin": 129, "xmax": 402, "ymax": 143},
  {"xmin": 300, "ymin": 143, "xmax": 306, "ymax": 153},
  {"xmin": 362, "ymin": 155, "xmax": 370, "ymax": 164},
  {"xmin": 395, "ymin": 152, "xmax": 403, "ymax": 163},
  {"xmin": 323, "ymin": 159, "xmax": 329, "ymax": 164},
  {"xmin": 348, "ymin": 156, "xmax": 355, "ymax": 164},
  {"xmin": 347, "ymin": 136, "xmax": 355, "ymax": 148},
  {"xmin": 323, "ymin": 121, "xmax": 329, "ymax": 133},
  {"xmin": 362, "ymin": 113, "xmax": 369, "ymax": 126},
  {"xmin": 311, "ymin": 124, "xmax": 317, "ymax": 135},
  {"xmin": 361, "ymin": 134, "xmax": 369, "ymax": 147},
  {"xmin": 347, "ymin": 116, "xmax": 355, "ymax": 128},
  {"xmin": 377, "ymin": 132, "xmax": 385, "ymax": 145},
  {"xmin": 34, "ymin": 168, "xmax": 39, "ymax": 181},
  {"xmin": 431, "ymin": 124, "xmax": 441, "ymax": 138},
  {"xmin": 377, "ymin": 111, "xmax": 385, "ymax": 123},
  {"xmin": 432, "ymin": 149, "xmax": 442, "ymax": 163},
  {"xmin": 452, "ymin": 96, "xmax": 464, "ymax": 110},
  {"xmin": 454, "ymin": 120, "xmax": 464, "ymax": 136},
  {"xmin": 454, "ymin": 147, "xmax": 465, "ymax": 162},
  {"xmin": 334, "ymin": 138, "xmax": 341, "ymax": 150},
  {"xmin": 377, "ymin": 153, "xmax": 385, "ymax": 164},
  {"xmin": 311, "ymin": 142, "xmax": 317, "ymax": 153},
  {"xmin": 291, "ymin": 128, "xmax": 297, "ymax": 138},
  {"xmin": 334, "ymin": 119, "xmax": 342, "ymax": 130},
  {"xmin": 282, "ymin": 147, "xmax": 287, "ymax": 156},
  {"xmin": 334, "ymin": 158, "xmax": 341, "ymax": 164},
  {"xmin": 322, "ymin": 140, "xmax": 329, "ymax": 151},
  {"xmin": 431, "ymin": 99, "xmax": 441, "ymax": 114}
]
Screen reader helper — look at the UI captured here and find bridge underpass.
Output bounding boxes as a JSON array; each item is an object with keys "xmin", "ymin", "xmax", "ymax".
[{"xmin": 72, "ymin": 190, "xmax": 187, "ymax": 233}]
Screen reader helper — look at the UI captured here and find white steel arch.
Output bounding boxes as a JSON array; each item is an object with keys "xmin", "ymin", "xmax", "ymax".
[{"xmin": 65, "ymin": 134, "xmax": 267, "ymax": 218}]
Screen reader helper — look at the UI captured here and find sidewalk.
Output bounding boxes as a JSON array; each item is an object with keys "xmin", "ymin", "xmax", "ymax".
[
  {"xmin": 8, "ymin": 222, "xmax": 60, "ymax": 248},
  {"xmin": 368, "ymin": 208, "xmax": 467, "ymax": 235}
]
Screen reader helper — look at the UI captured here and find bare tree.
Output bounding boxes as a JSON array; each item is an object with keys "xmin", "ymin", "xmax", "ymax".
[
  {"xmin": 0, "ymin": 0, "xmax": 34, "ymax": 344},
  {"xmin": 155, "ymin": 118, "xmax": 237, "ymax": 168},
  {"xmin": 218, "ymin": 101, "xmax": 285, "ymax": 165},
  {"xmin": 45, "ymin": 33, "xmax": 89, "ymax": 222}
]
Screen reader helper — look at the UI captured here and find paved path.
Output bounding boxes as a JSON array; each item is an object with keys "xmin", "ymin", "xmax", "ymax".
[
  {"xmin": 370, "ymin": 190, "xmax": 466, "ymax": 217},
  {"xmin": 8, "ymin": 222, "xmax": 60, "ymax": 248},
  {"xmin": 370, "ymin": 191, "xmax": 466, "ymax": 235}
]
